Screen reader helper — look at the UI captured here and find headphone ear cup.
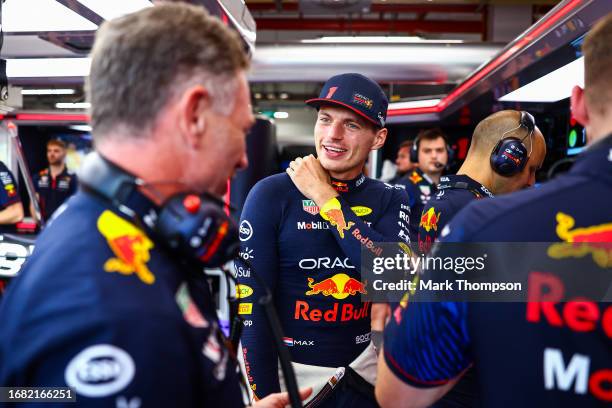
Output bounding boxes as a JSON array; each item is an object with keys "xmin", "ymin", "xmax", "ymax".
[
  {"xmin": 410, "ymin": 142, "xmax": 419, "ymax": 163},
  {"xmin": 490, "ymin": 138, "xmax": 528, "ymax": 176},
  {"xmin": 155, "ymin": 194, "xmax": 239, "ymax": 268}
]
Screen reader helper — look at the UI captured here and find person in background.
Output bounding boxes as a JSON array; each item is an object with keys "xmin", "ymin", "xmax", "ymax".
[
  {"xmin": 388, "ymin": 140, "xmax": 417, "ymax": 184},
  {"xmin": 395, "ymin": 128, "xmax": 450, "ymax": 240},
  {"xmin": 417, "ymin": 110, "xmax": 546, "ymax": 254},
  {"xmin": 31, "ymin": 139, "xmax": 78, "ymax": 221}
]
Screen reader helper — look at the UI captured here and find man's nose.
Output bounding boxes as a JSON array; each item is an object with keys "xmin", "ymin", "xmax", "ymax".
[{"xmin": 326, "ymin": 121, "xmax": 343, "ymax": 140}]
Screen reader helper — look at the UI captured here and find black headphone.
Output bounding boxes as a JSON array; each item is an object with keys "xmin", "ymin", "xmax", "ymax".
[
  {"xmin": 490, "ymin": 111, "xmax": 535, "ymax": 176},
  {"xmin": 410, "ymin": 133, "xmax": 454, "ymax": 165},
  {"xmin": 79, "ymin": 152, "xmax": 240, "ymax": 268}
]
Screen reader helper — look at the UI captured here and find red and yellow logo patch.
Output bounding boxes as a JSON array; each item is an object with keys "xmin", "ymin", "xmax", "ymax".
[
  {"xmin": 420, "ymin": 207, "xmax": 441, "ymax": 233},
  {"xmin": 97, "ymin": 210, "xmax": 155, "ymax": 285},
  {"xmin": 409, "ymin": 171, "xmax": 423, "ymax": 184},
  {"xmin": 547, "ymin": 212, "xmax": 612, "ymax": 268}
]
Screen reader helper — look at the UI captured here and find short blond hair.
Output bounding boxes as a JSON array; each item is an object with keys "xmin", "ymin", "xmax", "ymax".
[
  {"xmin": 582, "ymin": 13, "xmax": 612, "ymax": 116},
  {"xmin": 87, "ymin": 3, "xmax": 249, "ymax": 140}
]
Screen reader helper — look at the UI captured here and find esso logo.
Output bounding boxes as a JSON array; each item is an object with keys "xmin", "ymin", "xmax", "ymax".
[
  {"xmin": 64, "ymin": 344, "xmax": 135, "ymax": 398},
  {"xmin": 239, "ymin": 220, "xmax": 253, "ymax": 242}
]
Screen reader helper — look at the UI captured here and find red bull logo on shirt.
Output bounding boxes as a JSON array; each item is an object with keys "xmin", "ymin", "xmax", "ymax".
[
  {"xmin": 320, "ymin": 198, "xmax": 355, "ymax": 239},
  {"xmin": 420, "ymin": 207, "xmax": 441, "ymax": 233},
  {"xmin": 97, "ymin": 210, "xmax": 155, "ymax": 285},
  {"xmin": 547, "ymin": 212, "xmax": 612, "ymax": 268},
  {"xmin": 305, "ymin": 273, "xmax": 367, "ymax": 299}
]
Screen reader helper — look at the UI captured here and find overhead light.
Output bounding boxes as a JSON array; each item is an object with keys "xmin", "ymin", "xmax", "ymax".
[
  {"xmin": 279, "ymin": 92, "xmax": 290, "ymax": 100},
  {"xmin": 388, "ymin": 99, "xmax": 442, "ymax": 110},
  {"xmin": 7, "ymin": 58, "xmax": 91, "ymax": 78},
  {"xmin": 266, "ymin": 93, "xmax": 276, "ymax": 100},
  {"xmin": 56, "ymin": 102, "xmax": 91, "ymax": 109},
  {"xmin": 76, "ymin": 0, "xmax": 153, "ymax": 21},
  {"xmin": 21, "ymin": 89, "xmax": 76, "ymax": 95},
  {"xmin": 301, "ymin": 36, "xmax": 464, "ymax": 44},
  {"xmin": 3, "ymin": 0, "xmax": 98, "ymax": 32},
  {"xmin": 498, "ymin": 57, "xmax": 584, "ymax": 103},
  {"xmin": 273, "ymin": 112, "xmax": 289, "ymax": 119},
  {"xmin": 69, "ymin": 125, "xmax": 93, "ymax": 132},
  {"xmin": 254, "ymin": 93, "xmax": 262, "ymax": 100}
]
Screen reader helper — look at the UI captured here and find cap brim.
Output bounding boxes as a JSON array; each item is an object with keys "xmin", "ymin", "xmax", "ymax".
[{"xmin": 305, "ymin": 98, "xmax": 381, "ymax": 127}]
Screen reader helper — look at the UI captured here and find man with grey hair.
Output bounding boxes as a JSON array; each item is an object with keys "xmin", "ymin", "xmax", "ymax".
[{"xmin": 0, "ymin": 3, "xmax": 308, "ymax": 407}]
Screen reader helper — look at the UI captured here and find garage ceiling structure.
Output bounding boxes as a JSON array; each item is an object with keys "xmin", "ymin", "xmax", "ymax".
[{"xmin": 1, "ymin": 0, "xmax": 558, "ymax": 115}]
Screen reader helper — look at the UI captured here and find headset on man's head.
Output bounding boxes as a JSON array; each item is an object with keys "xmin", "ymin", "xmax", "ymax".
[
  {"xmin": 490, "ymin": 111, "xmax": 535, "ymax": 177},
  {"xmin": 79, "ymin": 152, "xmax": 239, "ymax": 269}
]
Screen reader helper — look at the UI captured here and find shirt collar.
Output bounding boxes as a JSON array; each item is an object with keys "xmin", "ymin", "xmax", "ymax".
[
  {"xmin": 331, "ymin": 173, "xmax": 367, "ymax": 193},
  {"xmin": 438, "ymin": 174, "xmax": 495, "ymax": 199}
]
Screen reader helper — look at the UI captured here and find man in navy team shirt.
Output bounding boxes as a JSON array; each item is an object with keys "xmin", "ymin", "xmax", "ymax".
[
  {"xmin": 236, "ymin": 73, "xmax": 410, "ymax": 406},
  {"xmin": 32, "ymin": 139, "xmax": 78, "ymax": 221},
  {"xmin": 377, "ymin": 12, "xmax": 612, "ymax": 408}
]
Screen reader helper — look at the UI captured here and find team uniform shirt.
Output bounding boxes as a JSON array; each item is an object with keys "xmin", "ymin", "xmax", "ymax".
[
  {"xmin": 0, "ymin": 190, "xmax": 245, "ymax": 407},
  {"xmin": 235, "ymin": 173, "xmax": 410, "ymax": 399},
  {"xmin": 385, "ymin": 135, "xmax": 612, "ymax": 407},
  {"xmin": 417, "ymin": 174, "xmax": 494, "ymax": 253},
  {"xmin": 33, "ymin": 167, "xmax": 78, "ymax": 221},
  {"xmin": 0, "ymin": 161, "xmax": 22, "ymax": 233},
  {"xmin": 394, "ymin": 168, "xmax": 436, "ymax": 240}
]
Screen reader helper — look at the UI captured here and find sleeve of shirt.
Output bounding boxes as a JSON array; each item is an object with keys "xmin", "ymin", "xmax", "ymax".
[
  {"xmin": 0, "ymin": 163, "xmax": 21, "ymax": 209},
  {"xmin": 233, "ymin": 179, "xmax": 282, "ymax": 399},
  {"xmin": 319, "ymin": 187, "xmax": 411, "ymax": 269},
  {"xmin": 28, "ymin": 312, "xmax": 244, "ymax": 407},
  {"xmin": 383, "ymin": 301, "xmax": 471, "ymax": 388}
]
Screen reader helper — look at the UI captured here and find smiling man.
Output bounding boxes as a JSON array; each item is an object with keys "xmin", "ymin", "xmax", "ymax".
[{"xmin": 236, "ymin": 73, "xmax": 410, "ymax": 407}]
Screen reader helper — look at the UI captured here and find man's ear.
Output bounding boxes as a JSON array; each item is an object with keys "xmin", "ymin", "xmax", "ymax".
[
  {"xmin": 570, "ymin": 85, "xmax": 589, "ymax": 127},
  {"xmin": 371, "ymin": 127, "xmax": 388, "ymax": 151},
  {"xmin": 177, "ymin": 85, "xmax": 210, "ymax": 148}
]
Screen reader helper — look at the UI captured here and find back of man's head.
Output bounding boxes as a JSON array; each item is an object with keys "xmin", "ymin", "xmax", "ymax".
[
  {"xmin": 87, "ymin": 3, "xmax": 249, "ymax": 142},
  {"xmin": 582, "ymin": 13, "xmax": 612, "ymax": 117},
  {"xmin": 469, "ymin": 110, "xmax": 532, "ymax": 157}
]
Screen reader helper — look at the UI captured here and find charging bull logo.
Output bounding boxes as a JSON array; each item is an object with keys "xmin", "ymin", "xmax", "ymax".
[
  {"xmin": 420, "ymin": 207, "xmax": 441, "ymax": 233},
  {"xmin": 306, "ymin": 273, "xmax": 367, "ymax": 299},
  {"xmin": 547, "ymin": 212, "xmax": 612, "ymax": 268},
  {"xmin": 320, "ymin": 198, "xmax": 354, "ymax": 239},
  {"xmin": 97, "ymin": 210, "xmax": 156, "ymax": 285}
]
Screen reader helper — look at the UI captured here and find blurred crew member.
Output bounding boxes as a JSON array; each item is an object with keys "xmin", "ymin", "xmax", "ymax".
[
  {"xmin": 418, "ymin": 110, "xmax": 547, "ymax": 254},
  {"xmin": 395, "ymin": 128, "xmax": 450, "ymax": 239},
  {"xmin": 0, "ymin": 161, "xmax": 24, "ymax": 231},
  {"xmin": 32, "ymin": 139, "xmax": 78, "ymax": 221},
  {"xmin": 236, "ymin": 73, "xmax": 410, "ymax": 406},
  {"xmin": 0, "ymin": 4, "xmax": 307, "ymax": 407},
  {"xmin": 377, "ymin": 13, "xmax": 612, "ymax": 408},
  {"xmin": 388, "ymin": 140, "xmax": 417, "ymax": 184}
]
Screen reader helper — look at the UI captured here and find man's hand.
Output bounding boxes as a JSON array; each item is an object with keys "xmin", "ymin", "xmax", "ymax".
[
  {"xmin": 286, "ymin": 155, "xmax": 337, "ymax": 207},
  {"xmin": 252, "ymin": 387, "xmax": 313, "ymax": 408},
  {"xmin": 371, "ymin": 302, "xmax": 391, "ymax": 332}
]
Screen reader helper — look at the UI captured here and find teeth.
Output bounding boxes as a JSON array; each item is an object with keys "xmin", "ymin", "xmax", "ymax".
[{"xmin": 324, "ymin": 145, "xmax": 347, "ymax": 153}]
